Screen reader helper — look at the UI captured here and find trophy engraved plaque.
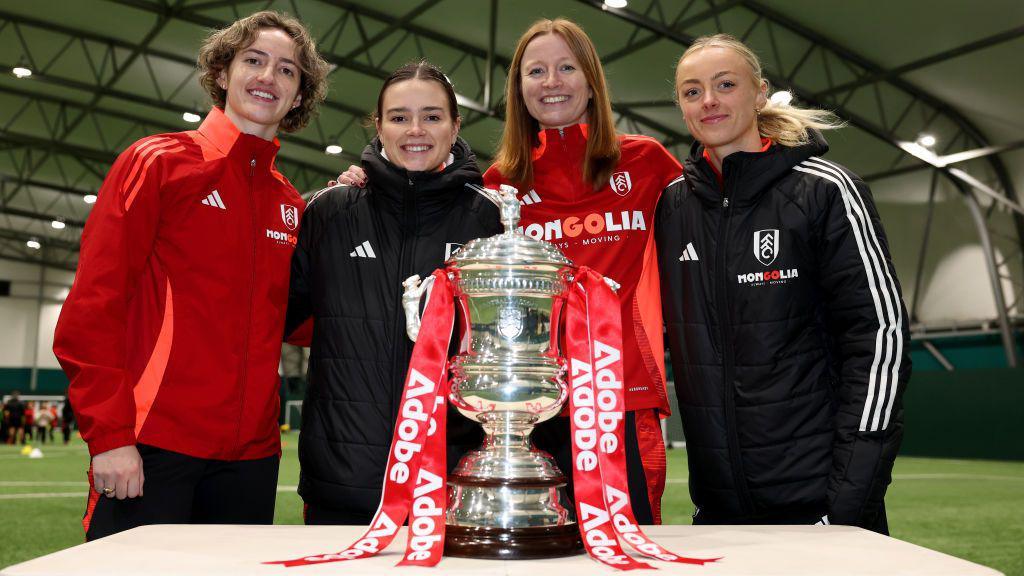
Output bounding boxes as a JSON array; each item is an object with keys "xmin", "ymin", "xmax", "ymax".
[{"xmin": 403, "ymin": 184, "xmax": 583, "ymax": 559}]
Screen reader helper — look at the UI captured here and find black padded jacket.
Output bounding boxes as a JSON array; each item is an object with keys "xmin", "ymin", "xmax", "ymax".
[
  {"xmin": 655, "ymin": 131, "xmax": 910, "ymax": 532},
  {"xmin": 286, "ymin": 138, "xmax": 501, "ymax": 516}
]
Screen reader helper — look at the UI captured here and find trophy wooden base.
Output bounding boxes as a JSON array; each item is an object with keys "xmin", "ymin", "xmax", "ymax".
[{"xmin": 445, "ymin": 523, "xmax": 583, "ymax": 560}]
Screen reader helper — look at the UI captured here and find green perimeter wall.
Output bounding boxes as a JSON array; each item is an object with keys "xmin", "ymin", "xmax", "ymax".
[
  {"xmin": 5, "ymin": 337, "xmax": 1021, "ymax": 460},
  {"xmin": 0, "ymin": 368, "xmax": 68, "ymax": 396},
  {"xmin": 662, "ymin": 334, "xmax": 1024, "ymax": 461},
  {"xmin": 901, "ymin": 367, "xmax": 1023, "ymax": 461}
]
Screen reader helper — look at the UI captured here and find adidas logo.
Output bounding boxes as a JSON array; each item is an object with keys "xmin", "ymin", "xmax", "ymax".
[
  {"xmin": 519, "ymin": 189, "xmax": 542, "ymax": 205},
  {"xmin": 679, "ymin": 242, "xmax": 699, "ymax": 261},
  {"xmin": 349, "ymin": 240, "xmax": 376, "ymax": 258},
  {"xmin": 201, "ymin": 189, "xmax": 226, "ymax": 210}
]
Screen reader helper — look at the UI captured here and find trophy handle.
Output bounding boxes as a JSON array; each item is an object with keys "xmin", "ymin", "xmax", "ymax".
[
  {"xmin": 448, "ymin": 380, "xmax": 477, "ymax": 413},
  {"xmin": 402, "ymin": 274, "xmax": 436, "ymax": 342},
  {"xmin": 546, "ymin": 377, "xmax": 570, "ymax": 415}
]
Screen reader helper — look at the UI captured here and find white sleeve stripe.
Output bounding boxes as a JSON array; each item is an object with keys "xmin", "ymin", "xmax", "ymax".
[
  {"xmin": 806, "ymin": 158, "xmax": 906, "ymax": 431},
  {"xmin": 793, "ymin": 161, "xmax": 902, "ymax": 432},
  {"xmin": 666, "ymin": 174, "xmax": 686, "ymax": 188},
  {"xmin": 795, "ymin": 163, "xmax": 888, "ymax": 432}
]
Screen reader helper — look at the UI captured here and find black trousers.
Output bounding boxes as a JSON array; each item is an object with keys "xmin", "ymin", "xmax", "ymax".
[{"xmin": 85, "ymin": 444, "xmax": 279, "ymax": 541}]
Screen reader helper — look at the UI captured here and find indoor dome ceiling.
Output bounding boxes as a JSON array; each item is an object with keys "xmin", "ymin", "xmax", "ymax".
[{"xmin": 0, "ymin": 0, "xmax": 1021, "ymax": 274}]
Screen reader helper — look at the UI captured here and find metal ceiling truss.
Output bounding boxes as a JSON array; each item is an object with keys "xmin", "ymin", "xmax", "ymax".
[
  {"xmin": 0, "ymin": 0, "xmax": 1020, "ymax": 359},
  {"xmin": 579, "ymin": 0, "xmax": 1022, "ymax": 365},
  {"xmin": 0, "ymin": 0, "xmax": 718, "ymax": 270},
  {"xmin": 127, "ymin": 0, "xmax": 704, "ymax": 149}
]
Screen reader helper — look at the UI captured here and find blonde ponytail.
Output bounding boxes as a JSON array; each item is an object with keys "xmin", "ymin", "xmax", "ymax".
[
  {"xmin": 757, "ymin": 99, "xmax": 844, "ymax": 147},
  {"xmin": 679, "ymin": 34, "xmax": 845, "ymax": 147}
]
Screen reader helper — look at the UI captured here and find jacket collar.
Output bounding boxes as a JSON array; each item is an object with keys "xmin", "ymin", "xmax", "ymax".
[
  {"xmin": 360, "ymin": 137, "xmax": 483, "ymax": 220},
  {"xmin": 531, "ymin": 123, "xmax": 589, "ymax": 161},
  {"xmin": 686, "ymin": 129, "xmax": 829, "ymax": 208},
  {"xmin": 197, "ymin": 106, "xmax": 281, "ymax": 173}
]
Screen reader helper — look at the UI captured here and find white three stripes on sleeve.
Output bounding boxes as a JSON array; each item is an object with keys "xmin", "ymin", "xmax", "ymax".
[{"xmin": 793, "ymin": 157, "xmax": 905, "ymax": 433}]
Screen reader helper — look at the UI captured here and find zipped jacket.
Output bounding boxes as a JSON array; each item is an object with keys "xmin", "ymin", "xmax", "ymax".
[
  {"xmin": 655, "ymin": 130, "xmax": 910, "ymax": 530},
  {"xmin": 286, "ymin": 138, "xmax": 501, "ymax": 515},
  {"xmin": 54, "ymin": 106, "xmax": 303, "ymax": 460},
  {"xmin": 484, "ymin": 124, "xmax": 682, "ymax": 413}
]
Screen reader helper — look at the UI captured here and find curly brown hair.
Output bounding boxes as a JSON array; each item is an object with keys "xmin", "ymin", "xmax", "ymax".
[{"xmin": 197, "ymin": 11, "xmax": 330, "ymax": 133}]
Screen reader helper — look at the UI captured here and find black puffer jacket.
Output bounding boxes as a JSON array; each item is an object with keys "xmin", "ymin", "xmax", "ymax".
[
  {"xmin": 286, "ymin": 138, "xmax": 501, "ymax": 516},
  {"xmin": 655, "ymin": 131, "xmax": 910, "ymax": 531}
]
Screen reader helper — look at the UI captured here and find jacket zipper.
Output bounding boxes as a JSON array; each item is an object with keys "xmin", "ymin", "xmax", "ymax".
[
  {"xmin": 556, "ymin": 127, "xmax": 578, "ymax": 203},
  {"xmin": 233, "ymin": 156, "xmax": 258, "ymax": 458},
  {"xmin": 716, "ymin": 183, "xmax": 754, "ymax": 516},
  {"xmin": 389, "ymin": 178, "xmax": 418, "ymax": 424}
]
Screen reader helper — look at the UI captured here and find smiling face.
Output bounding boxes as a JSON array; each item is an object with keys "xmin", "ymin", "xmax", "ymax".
[
  {"xmin": 676, "ymin": 46, "xmax": 767, "ymax": 161},
  {"xmin": 376, "ymin": 78, "xmax": 460, "ymax": 172},
  {"xmin": 519, "ymin": 33, "xmax": 592, "ymax": 131},
  {"xmin": 218, "ymin": 27, "xmax": 302, "ymax": 140}
]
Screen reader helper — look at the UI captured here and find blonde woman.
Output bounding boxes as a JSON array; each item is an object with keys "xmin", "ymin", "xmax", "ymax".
[{"xmin": 656, "ymin": 34, "xmax": 910, "ymax": 532}]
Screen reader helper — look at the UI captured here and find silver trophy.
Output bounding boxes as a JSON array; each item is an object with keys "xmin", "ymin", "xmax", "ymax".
[{"xmin": 403, "ymin": 184, "xmax": 583, "ymax": 559}]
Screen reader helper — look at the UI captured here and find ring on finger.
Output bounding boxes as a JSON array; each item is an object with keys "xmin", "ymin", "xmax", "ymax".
[{"xmin": 102, "ymin": 487, "xmax": 114, "ymax": 495}]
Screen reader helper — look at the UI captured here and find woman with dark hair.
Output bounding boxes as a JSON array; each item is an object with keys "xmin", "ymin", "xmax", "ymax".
[
  {"xmin": 285, "ymin": 60, "xmax": 501, "ymax": 524},
  {"xmin": 657, "ymin": 34, "xmax": 910, "ymax": 532}
]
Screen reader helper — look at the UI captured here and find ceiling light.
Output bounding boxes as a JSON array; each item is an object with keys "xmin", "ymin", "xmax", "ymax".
[
  {"xmin": 770, "ymin": 91, "xmax": 793, "ymax": 106},
  {"xmin": 325, "ymin": 145, "xmax": 343, "ymax": 155},
  {"xmin": 898, "ymin": 141, "xmax": 942, "ymax": 168},
  {"xmin": 83, "ymin": 194, "xmax": 97, "ymax": 204},
  {"xmin": 26, "ymin": 239, "xmax": 41, "ymax": 250},
  {"xmin": 51, "ymin": 219, "xmax": 66, "ymax": 230},
  {"xmin": 12, "ymin": 67, "xmax": 32, "ymax": 79},
  {"xmin": 182, "ymin": 112, "xmax": 201, "ymax": 123},
  {"xmin": 916, "ymin": 134, "xmax": 937, "ymax": 148},
  {"xmin": 603, "ymin": 0, "xmax": 628, "ymax": 7}
]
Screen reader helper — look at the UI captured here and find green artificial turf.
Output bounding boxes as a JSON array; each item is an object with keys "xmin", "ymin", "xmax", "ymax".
[{"xmin": 1, "ymin": 437, "xmax": 1021, "ymax": 575}]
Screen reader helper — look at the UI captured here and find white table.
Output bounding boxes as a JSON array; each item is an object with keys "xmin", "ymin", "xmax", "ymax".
[{"xmin": 1, "ymin": 524, "xmax": 1002, "ymax": 576}]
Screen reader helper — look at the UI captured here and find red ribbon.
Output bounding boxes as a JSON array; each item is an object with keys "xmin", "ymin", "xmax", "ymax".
[
  {"xmin": 566, "ymin": 267, "xmax": 719, "ymax": 568},
  {"xmin": 265, "ymin": 269, "xmax": 453, "ymax": 568},
  {"xmin": 266, "ymin": 267, "xmax": 718, "ymax": 570}
]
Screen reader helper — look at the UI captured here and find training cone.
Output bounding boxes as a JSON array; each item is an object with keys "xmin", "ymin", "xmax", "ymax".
[
  {"xmin": 28, "ymin": 448, "xmax": 43, "ymax": 459},
  {"xmin": 20, "ymin": 445, "xmax": 32, "ymax": 455}
]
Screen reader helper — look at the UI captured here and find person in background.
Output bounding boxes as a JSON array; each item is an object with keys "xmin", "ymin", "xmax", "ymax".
[
  {"xmin": 61, "ymin": 394, "xmax": 75, "ymax": 445},
  {"xmin": 285, "ymin": 60, "xmax": 501, "ymax": 525},
  {"xmin": 52, "ymin": 10, "xmax": 329, "ymax": 540},
  {"xmin": 22, "ymin": 402, "xmax": 34, "ymax": 442},
  {"xmin": 0, "ymin": 398, "xmax": 7, "ymax": 444},
  {"xmin": 48, "ymin": 403, "xmax": 58, "ymax": 442},
  {"xmin": 656, "ymin": 33, "xmax": 910, "ymax": 533},
  {"xmin": 34, "ymin": 402, "xmax": 54, "ymax": 445},
  {"xmin": 3, "ymin": 391, "xmax": 26, "ymax": 445}
]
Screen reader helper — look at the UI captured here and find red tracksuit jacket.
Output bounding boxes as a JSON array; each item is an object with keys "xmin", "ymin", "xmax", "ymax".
[
  {"xmin": 54, "ymin": 107, "xmax": 303, "ymax": 460},
  {"xmin": 484, "ymin": 124, "xmax": 682, "ymax": 414}
]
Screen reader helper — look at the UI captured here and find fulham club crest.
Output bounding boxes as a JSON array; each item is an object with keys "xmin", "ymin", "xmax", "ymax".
[
  {"xmin": 609, "ymin": 171, "xmax": 632, "ymax": 196},
  {"xmin": 280, "ymin": 204, "xmax": 299, "ymax": 231},
  {"xmin": 754, "ymin": 229, "xmax": 780, "ymax": 266}
]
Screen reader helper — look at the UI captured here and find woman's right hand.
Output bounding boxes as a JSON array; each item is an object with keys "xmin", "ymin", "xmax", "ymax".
[{"xmin": 335, "ymin": 165, "xmax": 367, "ymax": 188}]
